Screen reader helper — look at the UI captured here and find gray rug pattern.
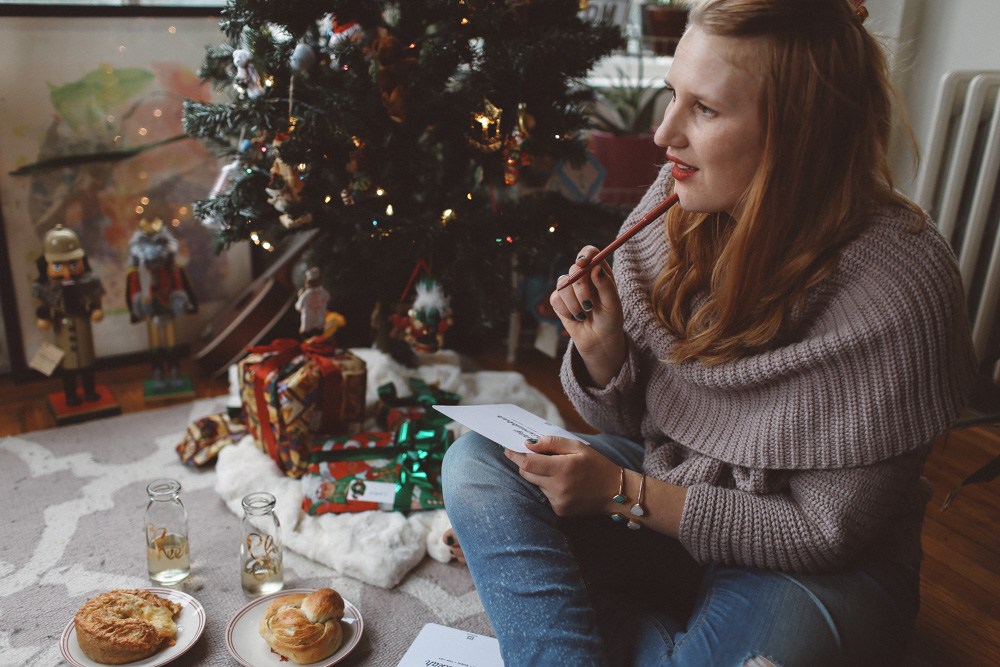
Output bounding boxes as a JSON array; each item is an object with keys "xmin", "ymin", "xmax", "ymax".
[{"xmin": 0, "ymin": 398, "xmax": 492, "ymax": 667}]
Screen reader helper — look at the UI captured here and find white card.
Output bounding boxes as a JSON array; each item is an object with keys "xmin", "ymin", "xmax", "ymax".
[
  {"xmin": 396, "ymin": 623, "xmax": 503, "ymax": 667},
  {"xmin": 28, "ymin": 341, "xmax": 65, "ymax": 376},
  {"xmin": 432, "ymin": 403, "xmax": 579, "ymax": 453},
  {"xmin": 348, "ymin": 480, "xmax": 398, "ymax": 504}
]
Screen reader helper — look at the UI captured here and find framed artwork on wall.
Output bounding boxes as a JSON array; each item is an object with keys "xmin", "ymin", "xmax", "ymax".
[{"xmin": 0, "ymin": 6, "xmax": 253, "ymax": 377}]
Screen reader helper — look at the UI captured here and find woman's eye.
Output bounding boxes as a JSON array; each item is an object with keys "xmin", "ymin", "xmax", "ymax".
[
  {"xmin": 663, "ymin": 84, "xmax": 676, "ymax": 101},
  {"xmin": 695, "ymin": 101, "xmax": 717, "ymax": 116}
]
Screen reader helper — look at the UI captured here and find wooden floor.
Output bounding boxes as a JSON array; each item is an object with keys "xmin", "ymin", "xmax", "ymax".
[{"xmin": 1, "ymin": 348, "xmax": 997, "ymax": 665}]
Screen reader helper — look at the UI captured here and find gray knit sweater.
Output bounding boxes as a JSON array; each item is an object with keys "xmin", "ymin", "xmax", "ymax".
[{"xmin": 561, "ymin": 167, "xmax": 977, "ymax": 573}]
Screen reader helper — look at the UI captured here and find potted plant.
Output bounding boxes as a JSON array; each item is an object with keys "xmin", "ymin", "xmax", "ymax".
[
  {"xmin": 642, "ymin": 0, "xmax": 689, "ymax": 56},
  {"xmin": 587, "ymin": 56, "xmax": 669, "ymax": 206}
]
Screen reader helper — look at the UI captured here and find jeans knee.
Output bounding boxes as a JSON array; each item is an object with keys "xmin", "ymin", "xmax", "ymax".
[{"xmin": 442, "ymin": 433, "xmax": 505, "ymax": 510}]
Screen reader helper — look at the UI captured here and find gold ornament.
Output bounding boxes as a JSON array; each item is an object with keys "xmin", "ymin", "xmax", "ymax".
[{"xmin": 469, "ymin": 98, "xmax": 503, "ymax": 153}]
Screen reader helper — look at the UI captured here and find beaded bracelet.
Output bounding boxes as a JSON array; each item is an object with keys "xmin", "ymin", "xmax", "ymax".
[{"xmin": 610, "ymin": 467, "xmax": 646, "ymax": 530}]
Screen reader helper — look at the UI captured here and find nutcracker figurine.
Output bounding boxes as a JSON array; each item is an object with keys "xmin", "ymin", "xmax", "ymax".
[
  {"xmin": 125, "ymin": 218, "xmax": 198, "ymax": 396},
  {"xmin": 32, "ymin": 224, "xmax": 113, "ymax": 414},
  {"xmin": 294, "ymin": 267, "xmax": 330, "ymax": 339}
]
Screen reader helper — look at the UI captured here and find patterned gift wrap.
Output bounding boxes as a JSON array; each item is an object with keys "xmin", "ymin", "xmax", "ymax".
[
  {"xmin": 238, "ymin": 339, "xmax": 367, "ymax": 477},
  {"xmin": 302, "ymin": 417, "xmax": 453, "ymax": 514},
  {"xmin": 175, "ymin": 413, "xmax": 247, "ymax": 466}
]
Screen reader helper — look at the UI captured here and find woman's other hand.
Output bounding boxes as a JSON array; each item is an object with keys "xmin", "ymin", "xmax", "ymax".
[{"xmin": 505, "ymin": 435, "xmax": 620, "ymax": 518}]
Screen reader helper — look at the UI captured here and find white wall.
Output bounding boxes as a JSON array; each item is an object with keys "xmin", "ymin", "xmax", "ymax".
[{"xmin": 882, "ymin": 0, "xmax": 1000, "ymax": 194}]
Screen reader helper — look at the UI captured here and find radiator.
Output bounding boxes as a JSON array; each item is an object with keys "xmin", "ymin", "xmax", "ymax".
[{"xmin": 914, "ymin": 70, "xmax": 1000, "ymax": 373}]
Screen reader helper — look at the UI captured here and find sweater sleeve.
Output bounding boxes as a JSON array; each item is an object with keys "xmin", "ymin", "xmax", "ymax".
[
  {"xmin": 560, "ymin": 333, "xmax": 649, "ymax": 439},
  {"xmin": 677, "ymin": 444, "xmax": 930, "ymax": 573}
]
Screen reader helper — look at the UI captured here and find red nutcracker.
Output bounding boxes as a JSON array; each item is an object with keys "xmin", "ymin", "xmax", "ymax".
[{"xmin": 125, "ymin": 218, "xmax": 198, "ymax": 392}]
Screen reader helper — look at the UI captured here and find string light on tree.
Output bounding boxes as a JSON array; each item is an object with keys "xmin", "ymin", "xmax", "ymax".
[{"xmin": 182, "ymin": 0, "xmax": 624, "ymax": 360}]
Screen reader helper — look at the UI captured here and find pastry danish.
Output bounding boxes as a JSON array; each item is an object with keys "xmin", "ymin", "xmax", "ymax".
[
  {"xmin": 74, "ymin": 589, "xmax": 181, "ymax": 664},
  {"xmin": 259, "ymin": 588, "xmax": 345, "ymax": 664}
]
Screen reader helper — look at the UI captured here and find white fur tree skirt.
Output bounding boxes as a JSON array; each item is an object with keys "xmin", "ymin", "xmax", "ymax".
[{"xmin": 215, "ymin": 347, "xmax": 563, "ymax": 588}]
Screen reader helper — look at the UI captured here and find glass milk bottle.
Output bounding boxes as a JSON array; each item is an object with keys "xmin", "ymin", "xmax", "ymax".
[
  {"xmin": 145, "ymin": 479, "xmax": 191, "ymax": 584},
  {"xmin": 240, "ymin": 492, "xmax": 284, "ymax": 595}
]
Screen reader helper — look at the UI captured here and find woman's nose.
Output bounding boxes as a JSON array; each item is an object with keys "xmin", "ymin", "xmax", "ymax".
[{"xmin": 653, "ymin": 104, "xmax": 680, "ymax": 149}]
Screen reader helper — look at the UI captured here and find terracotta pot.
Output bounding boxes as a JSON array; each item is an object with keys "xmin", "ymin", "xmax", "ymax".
[
  {"xmin": 642, "ymin": 4, "xmax": 689, "ymax": 56},
  {"xmin": 588, "ymin": 130, "xmax": 664, "ymax": 207}
]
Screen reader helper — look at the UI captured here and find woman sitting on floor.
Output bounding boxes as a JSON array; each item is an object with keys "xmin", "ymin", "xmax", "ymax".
[{"xmin": 442, "ymin": 0, "xmax": 977, "ymax": 665}]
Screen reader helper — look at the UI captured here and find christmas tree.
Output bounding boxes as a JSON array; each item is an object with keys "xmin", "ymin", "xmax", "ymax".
[{"xmin": 183, "ymin": 0, "xmax": 625, "ymax": 354}]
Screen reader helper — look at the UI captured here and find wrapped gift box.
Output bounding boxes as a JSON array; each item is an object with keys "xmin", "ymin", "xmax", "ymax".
[
  {"xmin": 301, "ymin": 418, "xmax": 452, "ymax": 515},
  {"xmin": 374, "ymin": 377, "xmax": 459, "ymax": 430},
  {"xmin": 239, "ymin": 339, "xmax": 366, "ymax": 477}
]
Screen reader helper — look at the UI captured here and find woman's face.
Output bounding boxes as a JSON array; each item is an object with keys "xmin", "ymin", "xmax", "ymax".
[{"xmin": 653, "ymin": 26, "xmax": 765, "ymax": 217}]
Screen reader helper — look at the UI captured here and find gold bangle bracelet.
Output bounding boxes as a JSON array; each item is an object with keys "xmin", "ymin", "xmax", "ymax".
[
  {"xmin": 610, "ymin": 468, "xmax": 644, "ymax": 529},
  {"xmin": 630, "ymin": 473, "xmax": 646, "ymax": 518},
  {"xmin": 612, "ymin": 466, "xmax": 628, "ymax": 505}
]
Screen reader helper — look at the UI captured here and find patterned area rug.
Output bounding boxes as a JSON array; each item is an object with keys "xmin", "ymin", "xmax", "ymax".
[{"xmin": 0, "ymin": 349, "xmax": 560, "ymax": 666}]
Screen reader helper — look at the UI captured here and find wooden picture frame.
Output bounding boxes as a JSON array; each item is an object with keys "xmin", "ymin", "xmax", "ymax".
[{"xmin": 0, "ymin": 5, "xmax": 253, "ymax": 378}]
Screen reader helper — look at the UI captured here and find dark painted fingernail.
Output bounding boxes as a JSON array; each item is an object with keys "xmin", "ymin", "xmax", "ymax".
[
  {"xmin": 598, "ymin": 268, "xmax": 606, "ymax": 278},
  {"xmin": 582, "ymin": 300, "xmax": 593, "ymax": 311},
  {"xmin": 526, "ymin": 437, "xmax": 539, "ymax": 444},
  {"xmin": 577, "ymin": 254, "xmax": 585, "ymax": 260},
  {"xmin": 445, "ymin": 535, "xmax": 455, "ymax": 545},
  {"xmin": 575, "ymin": 311, "xmax": 587, "ymax": 321}
]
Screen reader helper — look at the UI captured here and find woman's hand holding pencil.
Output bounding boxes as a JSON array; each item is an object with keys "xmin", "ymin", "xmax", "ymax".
[{"xmin": 550, "ymin": 192, "xmax": 678, "ymax": 387}]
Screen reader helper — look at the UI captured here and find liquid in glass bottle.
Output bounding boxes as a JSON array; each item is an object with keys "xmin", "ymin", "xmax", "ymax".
[
  {"xmin": 240, "ymin": 492, "xmax": 284, "ymax": 595},
  {"xmin": 145, "ymin": 479, "xmax": 191, "ymax": 584}
]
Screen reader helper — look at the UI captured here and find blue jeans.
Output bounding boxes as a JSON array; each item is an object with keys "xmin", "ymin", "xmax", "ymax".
[{"xmin": 442, "ymin": 431, "xmax": 920, "ymax": 667}]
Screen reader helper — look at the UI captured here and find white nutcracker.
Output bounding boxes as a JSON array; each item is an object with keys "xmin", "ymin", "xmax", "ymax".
[{"xmin": 295, "ymin": 267, "xmax": 330, "ymax": 338}]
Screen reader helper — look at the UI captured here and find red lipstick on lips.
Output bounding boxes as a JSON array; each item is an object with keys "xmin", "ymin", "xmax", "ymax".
[{"xmin": 669, "ymin": 155, "xmax": 697, "ymax": 182}]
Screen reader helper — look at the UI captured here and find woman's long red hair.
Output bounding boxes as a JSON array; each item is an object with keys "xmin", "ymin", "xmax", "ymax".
[{"xmin": 653, "ymin": 0, "xmax": 921, "ymax": 364}]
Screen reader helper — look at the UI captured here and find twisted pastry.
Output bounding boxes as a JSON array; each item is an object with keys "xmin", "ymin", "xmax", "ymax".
[{"xmin": 259, "ymin": 588, "xmax": 345, "ymax": 664}]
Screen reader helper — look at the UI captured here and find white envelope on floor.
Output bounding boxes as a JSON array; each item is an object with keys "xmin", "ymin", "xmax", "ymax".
[{"xmin": 432, "ymin": 403, "xmax": 579, "ymax": 453}]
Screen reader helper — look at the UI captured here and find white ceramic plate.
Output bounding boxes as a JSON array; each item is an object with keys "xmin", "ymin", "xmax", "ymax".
[
  {"xmin": 225, "ymin": 588, "xmax": 364, "ymax": 667},
  {"xmin": 60, "ymin": 588, "xmax": 206, "ymax": 667}
]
